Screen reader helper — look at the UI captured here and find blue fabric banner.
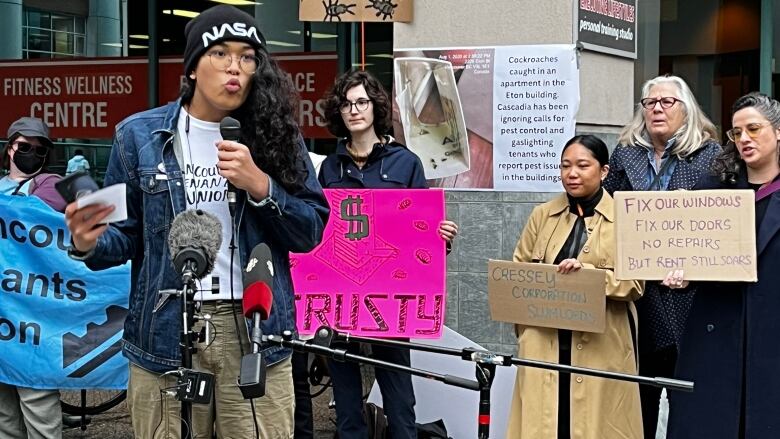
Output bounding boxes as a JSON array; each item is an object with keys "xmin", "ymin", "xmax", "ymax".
[{"xmin": 0, "ymin": 194, "xmax": 129, "ymax": 390}]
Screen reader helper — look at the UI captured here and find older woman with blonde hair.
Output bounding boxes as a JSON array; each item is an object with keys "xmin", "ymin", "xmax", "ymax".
[{"xmin": 603, "ymin": 74, "xmax": 721, "ymax": 437}]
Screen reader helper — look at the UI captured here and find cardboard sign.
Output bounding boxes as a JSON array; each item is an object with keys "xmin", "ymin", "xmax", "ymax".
[
  {"xmin": 299, "ymin": 0, "xmax": 413, "ymax": 22},
  {"xmin": 291, "ymin": 189, "xmax": 446, "ymax": 338},
  {"xmin": 0, "ymin": 53, "xmax": 337, "ymax": 139},
  {"xmin": 614, "ymin": 190, "xmax": 757, "ymax": 281},
  {"xmin": 487, "ymin": 260, "xmax": 607, "ymax": 333}
]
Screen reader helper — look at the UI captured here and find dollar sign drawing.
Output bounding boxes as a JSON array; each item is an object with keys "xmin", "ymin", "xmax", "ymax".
[{"xmin": 340, "ymin": 195, "xmax": 369, "ymax": 240}]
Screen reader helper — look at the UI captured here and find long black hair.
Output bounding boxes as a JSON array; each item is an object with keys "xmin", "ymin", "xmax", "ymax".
[
  {"xmin": 712, "ymin": 92, "xmax": 780, "ymax": 185},
  {"xmin": 180, "ymin": 46, "xmax": 303, "ymax": 191}
]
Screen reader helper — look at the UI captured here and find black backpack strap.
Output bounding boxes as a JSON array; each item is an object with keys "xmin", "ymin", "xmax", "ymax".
[{"xmin": 11, "ymin": 176, "xmax": 34, "ymax": 195}]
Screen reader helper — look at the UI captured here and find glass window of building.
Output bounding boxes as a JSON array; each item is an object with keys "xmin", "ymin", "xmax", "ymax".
[
  {"xmin": 23, "ymin": 8, "xmax": 86, "ymax": 58},
  {"xmin": 635, "ymin": 0, "xmax": 768, "ymax": 136}
]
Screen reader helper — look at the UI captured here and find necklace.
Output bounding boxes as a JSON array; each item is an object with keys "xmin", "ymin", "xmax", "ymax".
[{"xmin": 346, "ymin": 142, "xmax": 371, "ymax": 166}]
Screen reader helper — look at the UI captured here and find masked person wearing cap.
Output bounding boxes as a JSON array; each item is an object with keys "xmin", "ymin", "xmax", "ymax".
[
  {"xmin": 0, "ymin": 117, "xmax": 66, "ymax": 212},
  {"xmin": 0, "ymin": 116, "xmax": 65, "ymax": 439},
  {"xmin": 63, "ymin": 5, "xmax": 329, "ymax": 438}
]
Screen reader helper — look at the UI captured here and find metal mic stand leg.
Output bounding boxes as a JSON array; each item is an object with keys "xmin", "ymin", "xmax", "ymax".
[
  {"xmin": 476, "ymin": 363, "xmax": 495, "ymax": 439},
  {"xmin": 179, "ymin": 281, "xmax": 197, "ymax": 439}
]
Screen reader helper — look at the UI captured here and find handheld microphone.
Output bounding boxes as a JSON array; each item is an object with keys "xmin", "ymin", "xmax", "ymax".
[
  {"xmin": 238, "ymin": 243, "xmax": 274, "ymax": 399},
  {"xmin": 167, "ymin": 209, "xmax": 223, "ymax": 282},
  {"xmin": 219, "ymin": 116, "xmax": 242, "ymax": 217}
]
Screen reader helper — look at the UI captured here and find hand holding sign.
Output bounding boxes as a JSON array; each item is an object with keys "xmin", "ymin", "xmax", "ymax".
[{"xmin": 661, "ymin": 269, "xmax": 689, "ymax": 289}]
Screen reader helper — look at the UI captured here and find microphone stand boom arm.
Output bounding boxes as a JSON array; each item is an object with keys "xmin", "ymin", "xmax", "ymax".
[
  {"xmin": 265, "ymin": 326, "xmax": 693, "ymax": 439},
  {"xmin": 335, "ymin": 331, "xmax": 694, "ymax": 392},
  {"xmin": 263, "ymin": 330, "xmax": 480, "ymax": 391}
]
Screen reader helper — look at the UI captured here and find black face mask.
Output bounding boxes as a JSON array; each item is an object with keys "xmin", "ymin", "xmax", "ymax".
[{"xmin": 12, "ymin": 150, "xmax": 46, "ymax": 175}]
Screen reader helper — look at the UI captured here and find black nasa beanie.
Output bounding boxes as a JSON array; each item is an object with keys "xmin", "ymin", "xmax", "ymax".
[{"xmin": 183, "ymin": 5, "xmax": 266, "ymax": 76}]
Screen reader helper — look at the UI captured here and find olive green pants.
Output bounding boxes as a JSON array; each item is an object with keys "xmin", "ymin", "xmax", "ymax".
[{"xmin": 127, "ymin": 301, "xmax": 294, "ymax": 439}]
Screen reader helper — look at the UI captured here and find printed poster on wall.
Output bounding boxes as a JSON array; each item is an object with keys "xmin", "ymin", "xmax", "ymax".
[
  {"xmin": 393, "ymin": 44, "xmax": 580, "ymax": 192},
  {"xmin": 291, "ymin": 189, "xmax": 446, "ymax": 338}
]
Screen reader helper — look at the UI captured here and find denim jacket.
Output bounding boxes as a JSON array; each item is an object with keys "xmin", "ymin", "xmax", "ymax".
[{"xmin": 81, "ymin": 100, "xmax": 329, "ymax": 373}]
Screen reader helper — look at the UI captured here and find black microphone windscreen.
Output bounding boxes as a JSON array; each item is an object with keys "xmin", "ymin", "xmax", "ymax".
[
  {"xmin": 220, "ymin": 116, "xmax": 241, "ymax": 142},
  {"xmin": 244, "ymin": 243, "xmax": 274, "ymax": 288},
  {"xmin": 167, "ymin": 209, "xmax": 223, "ymax": 279}
]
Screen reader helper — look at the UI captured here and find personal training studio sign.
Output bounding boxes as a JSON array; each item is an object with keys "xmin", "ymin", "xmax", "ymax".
[{"xmin": 575, "ymin": 0, "xmax": 637, "ymax": 59}]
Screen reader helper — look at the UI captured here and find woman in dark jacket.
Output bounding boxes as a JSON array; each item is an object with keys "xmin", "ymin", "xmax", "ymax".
[
  {"xmin": 668, "ymin": 92, "xmax": 780, "ymax": 439},
  {"xmin": 304, "ymin": 70, "xmax": 456, "ymax": 439},
  {"xmin": 603, "ymin": 75, "xmax": 721, "ymax": 436}
]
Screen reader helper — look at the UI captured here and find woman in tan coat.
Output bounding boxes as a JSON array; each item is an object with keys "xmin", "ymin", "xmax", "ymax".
[{"xmin": 506, "ymin": 135, "xmax": 644, "ymax": 439}]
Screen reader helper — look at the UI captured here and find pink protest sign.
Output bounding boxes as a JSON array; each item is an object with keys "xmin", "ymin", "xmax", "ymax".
[{"xmin": 291, "ymin": 189, "xmax": 446, "ymax": 338}]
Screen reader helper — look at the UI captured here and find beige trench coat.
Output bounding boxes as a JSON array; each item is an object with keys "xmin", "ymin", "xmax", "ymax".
[{"xmin": 506, "ymin": 192, "xmax": 644, "ymax": 439}]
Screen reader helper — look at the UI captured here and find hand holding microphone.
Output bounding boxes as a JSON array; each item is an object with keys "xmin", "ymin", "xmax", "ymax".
[{"xmin": 217, "ymin": 117, "xmax": 270, "ymax": 214}]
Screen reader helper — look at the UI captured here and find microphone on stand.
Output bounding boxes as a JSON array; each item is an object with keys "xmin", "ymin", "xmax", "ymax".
[
  {"xmin": 166, "ymin": 209, "xmax": 223, "ymax": 284},
  {"xmin": 219, "ymin": 116, "xmax": 242, "ymax": 218},
  {"xmin": 238, "ymin": 243, "xmax": 274, "ymax": 399}
]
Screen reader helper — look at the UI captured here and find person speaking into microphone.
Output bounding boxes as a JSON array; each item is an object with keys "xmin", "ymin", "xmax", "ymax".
[{"xmin": 63, "ymin": 5, "xmax": 329, "ymax": 439}]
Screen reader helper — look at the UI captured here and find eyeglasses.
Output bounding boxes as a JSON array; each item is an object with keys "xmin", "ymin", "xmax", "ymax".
[
  {"xmin": 206, "ymin": 49, "xmax": 260, "ymax": 74},
  {"xmin": 12, "ymin": 141, "xmax": 48, "ymax": 158},
  {"xmin": 640, "ymin": 97, "xmax": 681, "ymax": 110},
  {"xmin": 339, "ymin": 98, "xmax": 372, "ymax": 114},
  {"xmin": 726, "ymin": 123, "xmax": 770, "ymax": 142}
]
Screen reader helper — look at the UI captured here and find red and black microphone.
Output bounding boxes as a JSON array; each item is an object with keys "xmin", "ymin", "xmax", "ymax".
[{"xmin": 238, "ymin": 243, "xmax": 274, "ymax": 399}]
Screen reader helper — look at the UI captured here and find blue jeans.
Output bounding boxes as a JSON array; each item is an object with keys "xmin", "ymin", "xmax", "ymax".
[{"xmin": 328, "ymin": 342, "xmax": 416, "ymax": 439}]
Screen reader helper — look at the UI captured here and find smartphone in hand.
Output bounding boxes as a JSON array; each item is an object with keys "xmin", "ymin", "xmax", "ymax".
[{"xmin": 55, "ymin": 171, "xmax": 99, "ymax": 203}]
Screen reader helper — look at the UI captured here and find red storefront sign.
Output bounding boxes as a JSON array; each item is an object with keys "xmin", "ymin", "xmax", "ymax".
[{"xmin": 0, "ymin": 53, "xmax": 337, "ymax": 139}]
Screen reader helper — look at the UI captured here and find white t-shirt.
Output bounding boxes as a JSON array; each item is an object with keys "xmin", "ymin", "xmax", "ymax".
[{"xmin": 177, "ymin": 109, "xmax": 243, "ymax": 301}]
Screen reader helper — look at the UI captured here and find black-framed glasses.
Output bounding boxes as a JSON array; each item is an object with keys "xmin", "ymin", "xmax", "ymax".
[
  {"xmin": 12, "ymin": 141, "xmax": 48, "ymax": 158},
  {"xmin": 726, "ymin": 123, "xmax": 770, "ymax": 142},
  {"xmin": 206, "ymin": 49, "xmax": 260, "ymax": 74},
  {"xmin": 339, "ymin": 98, "xmax": 372, "ymax": 114},
  {"xmin": 640, "ymin": 96, "xmax": 681, "ymax": 110}
]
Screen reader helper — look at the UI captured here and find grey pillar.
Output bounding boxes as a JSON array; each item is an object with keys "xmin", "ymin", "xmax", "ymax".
[
  {"xmin": 634, "ymin": 0, "xmax": 660, "ymax": 101},
  {"xmin": 0, "ymin": 0, "xmax": 22, "ymax": 59},
  {"xmin": 87, "ymin": 0, "xmax": 121, "ymax": 57},
  {"xmin": 760, "ymin": 0, "xmax": 773, "ymax": 95},
  {"xmin": 148, "ymin": 0, "xmax": 158, "ymax": 108}
]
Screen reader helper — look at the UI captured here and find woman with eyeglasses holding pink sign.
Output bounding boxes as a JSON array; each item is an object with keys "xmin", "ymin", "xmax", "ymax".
[
  {"xmin": 603, "ymin": 75, "xmax": 721, "ymax": 437},
  {"xmin": 667, "ymin": 92, "xmax": 780, "ymax": 439},
  {"xmin": 312, "ymin": 69, "xmax": 457, "ymax": 439}
]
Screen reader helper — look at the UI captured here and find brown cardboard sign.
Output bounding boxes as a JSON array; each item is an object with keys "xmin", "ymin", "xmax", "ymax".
[
  {"xmin": 487, "ymin": 260, "xmax": 607, "ymax": 333},
  {"xmin": 614, "ymin": 190, "xmax": 757, "ymax": 281},
  {"xmin": 299, "ymin": 0, "xmax": 413, "ymax": 23}
]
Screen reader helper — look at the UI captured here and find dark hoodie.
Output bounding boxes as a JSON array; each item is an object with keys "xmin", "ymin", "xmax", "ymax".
[{"xmin": 318, "ymin": 137, "xmax": 427, "ymax": 189}]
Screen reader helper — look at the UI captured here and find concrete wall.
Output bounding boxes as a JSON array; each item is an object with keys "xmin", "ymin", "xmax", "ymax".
[{"xmin": 395, "ymin": 0, "xmax": 634, "ymax": 353}]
